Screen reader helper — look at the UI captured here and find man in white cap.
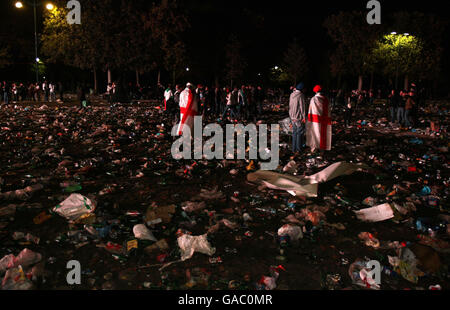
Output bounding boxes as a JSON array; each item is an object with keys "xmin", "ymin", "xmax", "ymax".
[{"xmin": 177, "ymin": 83, "xmax": 199, "ymax": 137}]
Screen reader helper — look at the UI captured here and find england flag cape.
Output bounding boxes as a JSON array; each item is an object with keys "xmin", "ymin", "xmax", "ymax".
[
  {"xmin": 306, "ymin": 93, "xmax": 332, "ymax": 151},
  {"xmin": 177, "ymin": 88, "xmax": 198, "ymax": 136}
]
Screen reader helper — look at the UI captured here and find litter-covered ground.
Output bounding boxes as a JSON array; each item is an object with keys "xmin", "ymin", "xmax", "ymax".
[{"xmin": 0, "ymin": 98, "xmax": 449, "ymax": 290}]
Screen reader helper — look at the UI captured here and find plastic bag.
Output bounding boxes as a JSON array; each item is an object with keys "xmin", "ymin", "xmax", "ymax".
[
  {"xmin": 133, "ymin": 224, "xmax": 157, "ymax": 242},
  {"xmin": 278, "ymin": 224, "xmax": 303, "ymax": 241},
  {"xmin": 177, "ymin": 234, "xmax": 216, "ymax": 261},
  {"xmin": 53, "ymin": 194, "xmax": 96, "ymax": 221}
]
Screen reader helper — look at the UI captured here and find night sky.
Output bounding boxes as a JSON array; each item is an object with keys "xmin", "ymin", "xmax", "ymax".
[
  {"xmin": 181, "ymin": 0, "xmax": 450, "ymax": 84},
  {"xmin": 1, "ymin": 0, "xmax": 449, "ymax": 87}
]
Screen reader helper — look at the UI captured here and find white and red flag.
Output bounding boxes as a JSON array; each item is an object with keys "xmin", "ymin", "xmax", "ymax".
[
  {"xmin": 306, "ymin": 93, "xmax": 332, "ymax": 151},
  {"xmin": 177, "ymin": 86, "xmax": 198, "ymax": 136}
]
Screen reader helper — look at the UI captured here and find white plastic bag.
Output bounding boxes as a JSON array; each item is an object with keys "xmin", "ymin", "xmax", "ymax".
[
  {"xmin": 278, "ymin": 224, "xmax": 303, "ymax": 241},
  {"xmin": 2, "ymin": 266, "xmax": 34, "ymax": 290},
  {"xmin": 0, "ymin": 248, "xmax": 42, "ymax": 273},
  {"xmin": 133, "ymin": 224, "xmax": 157, "ymax": 242},
  {"xmin": 177, "ymin": 234, "xmax": 216, "ymax": 261},
  {"xmin": 53, "ymin": 194, "xmax": 96, "ymax": 221}
]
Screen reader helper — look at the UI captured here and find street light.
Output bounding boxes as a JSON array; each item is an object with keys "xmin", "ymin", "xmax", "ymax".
[{"xmin": 14, "ymin": 1, "xmax": 55, "ymax": 84}]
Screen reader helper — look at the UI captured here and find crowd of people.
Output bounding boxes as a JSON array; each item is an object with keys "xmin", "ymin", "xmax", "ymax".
[
  {"xmin": 288, "ymin": 83, "xmax": 423, "ymax": 157},
  {"xmin": 1, "ymin": 81, "xmax": 64, "ymax": 104},
  {"xmin": 1, "ymin": 77, "xmax": 424, "ymax": 137},
  {"xmin": 160, "ymin": 83, "xmax": 267, "ymax": 123},
  {"xmin": 387, "ymin": 89, "xmax": 420, "ymax": 128},
  {"xmin": 159, "ymin": 80, "xmax": 426, "ymax": 160}
]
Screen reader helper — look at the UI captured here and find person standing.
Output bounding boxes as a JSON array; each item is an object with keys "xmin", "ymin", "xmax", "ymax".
[
  {"xmin": 214, "ymin": 86, "xmax": 222, "ymax": 117},
  {"xmin": 107, "ymin": 83, "xmax": 113, "ymax": 105},
  {"xmin": 404, "ymin": 91, "xmax": 416, "ymax": 128},
  {"xmin": 238, "ymin": 85, "xmax": 247, "ymax": 121},
  {"xmin": 388, "ymin": 89, "xmax": 398, "ymax": 124},
  {"xmin": 164, "ymin": 84, "xmax": 174, "ymax": 112},
  {"xmin": 248, "ymin": 85, "xmax": 257, "ymax": 122},
  {"xmin": 49, "ymin": 82, "xmax": 56, "ymax": 102},
  {"xmin": 204, "ymin": 86, "xmax": 211, "ymax": 118},
  {"xmin": 2, "ymin": 81, "xmax": 10, "ymax": 105},
  {"xmin": 289, "ymin": 83, "xmax": 307, "ymax": 154},
  {"xmin": 306, "ymin": 85, "xmax": 332, "ymax": 154},
  {"xmin": 173, "ymin": 84, "xmax": 182, "ymax": 124},
  {"xmin": 397, "ymin": 90, "xmax": 407, "ymax": 127},
  {"xmin": 58, "ymin": 81, "xmax": 64, "ymax": 101},
  {"xmin": 344, "ymin": 92, "xmax": 354, "ymax": 127},
  {"xmin": 77, "ymin": 84, "xmax": 87, "ymax": 108},
  {"xmin": 221, "ymin": 88, "xmax": 238, "ymax": 122},
  {"xmin": 177, "ymin": 83, "xmax": 199, "ymax": 137},
  {"xmin": 42, "ymin": 81, "xmax": 49, "ymax": 102},
  {"xmin": 256, "ymin": 86, "xmax": 264, "ymax": 116}
]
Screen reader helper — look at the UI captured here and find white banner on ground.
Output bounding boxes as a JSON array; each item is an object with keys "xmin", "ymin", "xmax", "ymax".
[{"xmin": 247, "ymin": 162, "xmax": 368, "ymax": 198}]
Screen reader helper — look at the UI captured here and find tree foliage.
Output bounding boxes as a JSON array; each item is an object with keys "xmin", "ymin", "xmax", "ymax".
[
  {"xmin": 282, "ymin": 39, "xmax": 308, "ymax": 85},
  {"xmin": 323, "ymin": 11, "xmax": 384, "ymax": 77},
  {"xmin": 390, "ymin": 11, "xmax": 447, "ymax": 81},
  {"xmin": 372, "ymin": 34, "xmax": 423, "ymax": 81},
  {"xmin": 225, "ymin": 34, "xmax": 247, "ymax": 87},
  {"xmin": 41, "ymin": 0, "xmax": 189, "ymax": 77},
  {"xmin": 0, "ymin": 45, "xmax": 12, "ymax": 69}
]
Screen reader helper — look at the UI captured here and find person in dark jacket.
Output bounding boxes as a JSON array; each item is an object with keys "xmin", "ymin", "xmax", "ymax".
[
  {"xmin": 388, "ymin": 89, "xmax": 399, "ymax": 124},
  {"xmin": 173, "ymin": 84, "xmax": 182, "ymax": 123},
  {"xmin": 344, "ymin": 92, "xmax": 354, "ymax": 127},
  {"xmin": 77, "ymin": 85, "xmax": 87, "ymax": 108},
  {"xmin": 397, "ymin": 90, "xmax": 407, "ymax": 126},
  {"xmin": 289, "ymin": 83, "xmax": 307, "ymax": 153}
]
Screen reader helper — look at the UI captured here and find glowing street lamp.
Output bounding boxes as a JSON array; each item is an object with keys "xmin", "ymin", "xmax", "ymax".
[
  {"xmin": 46, "ymin": 3, "xmax": 54, "ymax": 10},
  {"xmin": 186, "ymin": 67, "xmax": 190, "ymax": 72},
  {"xmin": 15, "ymin": 1, "xmax": 23, "ymax": 8}
]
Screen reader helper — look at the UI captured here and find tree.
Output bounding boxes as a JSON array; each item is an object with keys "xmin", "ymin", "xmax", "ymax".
[
  {"xmin": 324, "ymin": 11, "xmax": 384, "ymax": 90},
  {"xmin": 282, "ymin": 39, "xmax": 308, "ymax": 85},
  {"xmin": 391, "ymin": 11, "xmax": 447, "ymax": 88},
  {"xmin": 163, "ymin": 40, "xmax": 188, "ymax": 85},
  {"xmin": 372, "ymin": 33, "xmax": 423, "ymax": 90},
  {"xmin": 41, "ymin": 0, "xmax": 111, "ymax": 92},
  {"xmin": 0, "ymin": 45, "xmax": 12, "ymax": 69},
  {"xmin": 225, "ymin": 34, "xmax": 247, "ymax": 88},
  {"xmin": 41, "ymin": 0, "xmax": 189, "ymax": 92},
  {"xmin": 150, "ymin": 0, "xmax": 190, "ymax": 85}
]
